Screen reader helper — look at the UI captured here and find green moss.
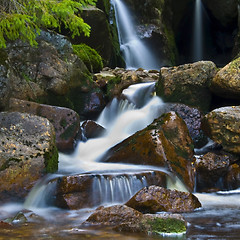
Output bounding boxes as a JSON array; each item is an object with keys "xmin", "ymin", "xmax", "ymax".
[
  {"xmin": 148, "ymin": 217, "xmax": 186, "ymax": 234},
  {"xmin": 0, "ymin": 158, "xmax": 21, "ymax": 171},
  {"xmin": 60, "ymin": 118, "xmax": 67, "ymax": 128},
  {"xmin": 44, "ymin": 145, "xmax": 58, "ymax": 173},
  {"xmin": 106, "ymin": 75, "xmax": 122, "ymax": 98},
  {"xmin": 72, "ymin": 44, "xmax": 103, "ymax": 73}
]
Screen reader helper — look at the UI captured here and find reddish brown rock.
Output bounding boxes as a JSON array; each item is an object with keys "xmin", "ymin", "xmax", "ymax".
[
  {"xmin": 223, "ymin": 163, "xmax": 240, "ymax": 190},
  {"xmin": 195, "ymin": 152, "xmax": 231, "ymax": 192},
  {"xmin": 126, "ymin": 185, "xmax": 201, "ymax": 213},
  {"xmin": 84, "ymin": 204, "xmax": 187, "ymax": 235},
  {"xmin": 8, "ymin": 98, "xmax": 80, "ymax": 152},
  {"xmin": 102, "ymin": 112, "xmax": 195, "ymax": 192}
]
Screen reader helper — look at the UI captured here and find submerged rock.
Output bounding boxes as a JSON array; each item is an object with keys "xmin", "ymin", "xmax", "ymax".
[
  {"xmin": 201, "ymin": 106, "xmax": 240, "ymax": 154},
  {"xmin": 8, "ymin": 98, "xmax": 80, "ymax": 152},
  {"xmin": 84, "ymin": 204, "xmax": 187, "ymax": 235},
  {"xmin": 0, "ymin": 112, "xmax": 58, "ymax": 202},
  {"xmin": 126, "ymin": 185, "xmax": 201, "ymax": 213},
  {"xmin": 156, "ymin": 61, "xmax": 217, "ymax": 112},
  {"xmin": 102, "ymin": 112, "xmax": 195, "ymax": 192}
]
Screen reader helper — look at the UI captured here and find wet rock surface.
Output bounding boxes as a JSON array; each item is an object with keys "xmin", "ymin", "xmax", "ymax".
[
  {"xmin": 102, "ymin": 112, "xmax": 195, "ymax": 192},
  {"xmin": 84, "ymin": 204, "xmax": 187, "ymax": 235},
  {"xmin": 201, "ymin": 106, "xmax": 240, "ymax": 154},
  {"xmin": 81, "ymin": 120, "xmax": 105, "ymax": 140},
  {"xmin": 126, "ymin": 185, "xmax": 201, "ymax": 213},
  {"xmin": 0, "ymin": 112, "xmax": 58, "ymax": 202},
  {"xmin": 8, "ymin": 98, "xmax": 80, "ymax": 152}
]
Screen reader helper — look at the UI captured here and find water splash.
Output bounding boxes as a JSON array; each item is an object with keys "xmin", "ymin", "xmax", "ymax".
[{"xmin": 111, "ymin": 0, "xmax": 160, "ymax": 70}]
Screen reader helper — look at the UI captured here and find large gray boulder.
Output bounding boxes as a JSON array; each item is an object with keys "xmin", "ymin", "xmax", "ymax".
[
  {"xmin": 0, "ymin": 112, "xmax": 58, "ymax": 202},
  {"xmin": 156, "ymin": 61, "xmax": 217, "ymax": 112},
  {"xmin": 0, "ymin": 31, "xmax": 105, "ymax": 119}
]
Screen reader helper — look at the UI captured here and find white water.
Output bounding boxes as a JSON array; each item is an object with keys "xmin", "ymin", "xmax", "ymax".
[
  {"xmin": 111, "ymin": 0, "xmax": 160, "ymax": 70},
  {"xmin": 59, "ymin": 82, "xmax": 165, "ymax": 174},
  {"xmin": 193, "ymin": 0, "xmax": 203, "ymax": 61}
]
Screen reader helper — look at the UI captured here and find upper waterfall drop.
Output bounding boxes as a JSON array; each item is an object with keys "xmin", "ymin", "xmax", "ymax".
[
  {"xmin": 111, "ymin": 0, "xmax": 160, "ymax": 70},
  {"xmin": 193, "ymin": 0, "xmax": 203, "ymax": 61}
]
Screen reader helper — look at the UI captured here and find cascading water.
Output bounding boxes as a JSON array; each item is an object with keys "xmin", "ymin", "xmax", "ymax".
[
  {"xmin": 111, "ymin": 0, "xmax": 160, "ymax": 70},
  {"xmin": 193, "ymin": 0, "xmax": 203, "ymax": 61}
]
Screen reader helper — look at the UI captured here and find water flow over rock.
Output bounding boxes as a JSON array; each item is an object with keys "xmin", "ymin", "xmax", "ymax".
[{"xmin": 112, "ymin": 0, "xmax": 160, "ymax": 70}]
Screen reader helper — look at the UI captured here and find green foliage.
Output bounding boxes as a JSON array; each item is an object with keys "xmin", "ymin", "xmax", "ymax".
[
  {"xmin": 0, "ymin": 0, "xmax": 97, "ymax": 48},
  {"xmin": 72, "ymin": 43, "xmax": 103, "ymax": 73}
]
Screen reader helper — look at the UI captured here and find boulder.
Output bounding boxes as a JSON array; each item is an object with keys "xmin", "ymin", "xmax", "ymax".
[
  {"xmin": 81, "ymin": 120, "xmax": 105, "ymax": 140},
  {"xmin": 223, "ymin": 163, "xmax": 240, "ymax": 190},
  {"xmin": 195, "ymin": 152, "xmax": 231, "ymax": 192},
  {"xmin": 162, "ymin": 103, "xmax": 206, "ymax": 148},
  {"xmin": 156, "ymin": 61, "xmax": 217, "ymax": 112},
  {"xmin": 201, "ymin": 106, "xmax": 240, "ymax": 154},
  {"xmin": 84, "ymin": 204, "xmax": 187, "ymax": 235},
  {"xmin": 0, "ymin": 112, "xmax": 58, "ymax": 202},
  {"xmin": 8, "ymin": 98, "xmax": 80, "ymax": 152},
  {"xmin": 0, "ymin": 30, "xmax": 105, "ymax": 119},
  {"xmin": 102, "ymin": 112, "xmax": 195, "ymax": 192},
  {"xmin": 126, "ymin": 185, "xmax": 201, "ymax": 213},
  {"xmin": 210, "ymin": 57, "xmax": 240, "ymax": 99},
  {"xmin": 54, "ymin": 171, "xmax": 167, "ymax": 209}
]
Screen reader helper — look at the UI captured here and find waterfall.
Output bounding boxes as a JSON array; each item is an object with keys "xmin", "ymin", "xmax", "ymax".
[
  {"xmin": 193, "ymin": 0, "xmax": 203, "ymax": 61},
  {"xmin": 111, "ymin": 0, "xmax": 160, "ymax": 70},
  {"xmin": 58, "ymin": 82, "xmax": 164, "ymax": 174}
]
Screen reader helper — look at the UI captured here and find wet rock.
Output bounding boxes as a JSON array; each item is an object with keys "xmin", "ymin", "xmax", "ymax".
[
  {"xmin": 156, "ymin": 61, "xmax": 217, "ymax": 112},
  {"xmin": 84, "ymin": 204, "xmax": 187, "ymax": 235},
  {"xmin": 210, "ymin": 57, "xmax": 240, "ymax": 99},
  {"xmin": 94, "ymin": 68, "xmax": 159, "ymax": 100},
  {"xmin": 54, "ymin": 171, "xmax": 167, "ymax": 210},
  {"xmin": 82, "ymin": 92, "xmax": 106, "ymax": 119},
  {"xmin": 102, "ymin": 112, "xmax": 195, "ymax": 192},
  {"xmin": 195, "ymin": 152, "xmax": 231, "ymax": 192},
  {"xmin": 201, "ymin": 106, "xmax": 240, "ymax": 154},
  {"xmin": 126, "ymin": 185, "xmax": 201, "ymax": 213},
  {"xmin": 8, "ymin": 98, "xmax": 80, "ymax": 152},
  {"xmin": 223, "ymin": 163, "xmax": 240, "ymax": 190},
  {"xmin": 0, "ymin": 112, "xmax": 58, "ymax": 202},
  {"xmin": 81, "ymin": 120, "xmax": 105, "ymax": 140},
  {"xmin": 163, "ymin": 103, "xmax": 206, "ymax": 148}
]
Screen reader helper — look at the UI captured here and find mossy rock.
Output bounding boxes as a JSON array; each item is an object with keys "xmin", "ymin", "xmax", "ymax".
[
  {"xmin": 146, "ymin": 217, "xmax": 186, "ymax": 235},
  {"xmin": 73, "ymin": 44, "xmax": 103, "ymax": 73}
]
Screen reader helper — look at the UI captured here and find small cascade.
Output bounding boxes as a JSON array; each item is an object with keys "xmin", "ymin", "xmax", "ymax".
[
  {"xmin": 91, "ymin": 173, "xmax": 149, "ymax": 206},
  {"xmin": 59, "ymin": 82, "xmax": 164, "ymax": 174},
  {"xmin": 24, "ymin": 174, "xmax": 60, "ymax": 209},
  {"xmin": 193, "ymin": 0, "xmax": 203, "ymax": 61},
  {"xmin": 111, "ymin": 0, "xmax": 160, "ymax": 70}
]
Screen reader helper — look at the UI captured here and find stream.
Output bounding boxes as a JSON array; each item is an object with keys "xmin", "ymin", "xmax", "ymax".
[{"xmin": 0, "ymin": 82, "xmax": 240, "ymax": 239}]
